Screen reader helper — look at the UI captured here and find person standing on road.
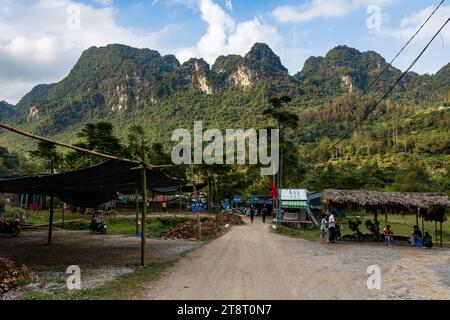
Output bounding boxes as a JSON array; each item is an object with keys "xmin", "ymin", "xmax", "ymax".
[
  {"xmin": 328, "ymin": 212, "xmax": 336, "ymax": 243},
  {"xmin": 261, "ymin": 205, "xmax": 268, "ymax": 223},
  {"xmin": 250, "ymin": 205, "xmax": 256, "ymax": 223}
]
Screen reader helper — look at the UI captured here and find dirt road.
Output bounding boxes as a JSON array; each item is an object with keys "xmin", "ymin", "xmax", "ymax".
[{"xmin": 147, "ymin": 218, "xmax": 450, "ymax": 300}]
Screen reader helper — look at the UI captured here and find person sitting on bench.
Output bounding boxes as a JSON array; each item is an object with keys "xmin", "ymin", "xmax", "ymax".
[
  {"xmin": 383, "ymin": 225, "xmax": 394, "ymax": 246},
  {"xmin": 422, "ymin": 232, "xmax": 433, "ymax": 249},
  {"xmin": 411, "ymin": 225, "xmax": 423, "ymax": 247}
]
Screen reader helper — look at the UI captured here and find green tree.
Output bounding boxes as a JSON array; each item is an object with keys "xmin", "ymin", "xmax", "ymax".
[
  {"xmin": 29, "ymin": 141, "xmax": 62, "ymax": 172},
  {"xmin": 390, "ymin": 164, "xmax": 431, "ymax": 192},
  {"xmin": 77, "ymin": 122, "xmax": 123, "ymax": 155},
  {"xmin": 64, "ymin": 122, "xmax": 123, "ymax": 169}
]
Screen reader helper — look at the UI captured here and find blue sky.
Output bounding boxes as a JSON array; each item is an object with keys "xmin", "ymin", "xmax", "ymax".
[{"xmin": 0, "ymin": 0, "xmax": 449, "ymax": 103}]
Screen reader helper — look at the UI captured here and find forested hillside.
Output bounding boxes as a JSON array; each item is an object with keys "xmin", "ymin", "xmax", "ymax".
[{"xmin": 0, "ymin": 43, "xmax": 448, "ymax": 196}]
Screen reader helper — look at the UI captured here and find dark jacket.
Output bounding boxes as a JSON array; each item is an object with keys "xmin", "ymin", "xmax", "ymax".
[{"xmin": 261, "ymin": 207, "xmax": 269, "ymax": 217}]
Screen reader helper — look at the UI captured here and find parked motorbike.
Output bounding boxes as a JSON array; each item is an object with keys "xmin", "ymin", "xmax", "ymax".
[
  {"xmin": 365, "ymin": 219, "xmax": 382, "ymax": 241},
  {"xmin": 89, "ymin": 221, "xmax": 107, "ymax": 234},
  {"xmin": 343, "ymin": 219, "xmax": 364, "ymax": 241},
  {"xmin": 0, "ymin": 218, "xmax": 21, "ymax": 237}
]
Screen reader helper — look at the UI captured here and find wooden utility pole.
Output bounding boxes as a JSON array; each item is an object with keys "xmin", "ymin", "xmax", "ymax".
[
  {"xmin": 421, "ymin": 215, "xmax": 424, "ymax": 236},
  {"xmin": 48, "ymin": 194, "xmax": 54, "ymax": 245},
  {"xmin": 141, "ymin": 140, "xmax": 148, "ymax": 267},
  {"xmin": 435, "ymin": 220, "xmax": 438, "ymax": 246},
  {"xmin": 416, "ymin": 207, "xmax": 419, "ymax": 227},
  {"xmin": 135, "ymin": 191, "xmax": 139, "ymax": 236},
  {"xmin": 179, "ymin": 186, "xmax": 182, "ymax": 217},
  {"xmin": 48, "ymin": 158, "xmax": 55, "ymax": 245},
  {"xmin": 191, "ymin": 163, "xmax": 201, "ymax": 240}
]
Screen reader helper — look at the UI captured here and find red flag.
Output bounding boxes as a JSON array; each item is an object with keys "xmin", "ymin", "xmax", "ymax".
[{"xmin": 270, "ymin": 181, "xmax": 278, "ymax": 201}]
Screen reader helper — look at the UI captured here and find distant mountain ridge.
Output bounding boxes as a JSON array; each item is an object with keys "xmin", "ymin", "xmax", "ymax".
[
  {"xmin": 0, "ymin": 43, "xmax": 448, "ymax": 152},
  {"xmin": 0, "ymin": 100, "xmax": 15, "ymax": 121}
]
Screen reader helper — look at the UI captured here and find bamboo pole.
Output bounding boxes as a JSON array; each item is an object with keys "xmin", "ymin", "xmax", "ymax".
[
  {"xmin": 141, "ymin": 140, "xmax": 148, "ymax": 267},
  {"xmin": 207, "ymin": 176, "xmax": 211, "ymax": 218},
  {"xmin": 48, "ymin": 194, "xmax": 54, "ymax": 245},
  {"xmin": 0, "ymin": 121, "xmax": 172, "ymax": 168},
  {"xmin": 415, "ymin": 207, "xmax": 419, "ymax": 227},
  {"xmin": 421, "ymin": 215, "xmax": 424, "ymax": 235},
  {"xmin": 135, "ymin": 191, "xmax": 139, "ymax": 236},
  {"xmin": 47, "ymin": 158, "xmax": 55, "ymax": 245},
  {"xmin": 191, "ymin": 164, "xmax": 201, "ymax": 240},
  {"xmin": 179, "ymin": 186, "xmax": 182, "ymax": 217},
  {"xmin": 435, "ymin": 220, "xmax": 438, "ymax": 245}
]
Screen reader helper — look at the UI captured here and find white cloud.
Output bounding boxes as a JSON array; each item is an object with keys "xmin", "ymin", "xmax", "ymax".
[
  {"xmin": 376, "ymin": 4, "xmax": 450, "ymax": 74},
  {"xmin": 273, "ymin": 0, "xmax": 393, "ymax": 23},
  {"xmin": 0, "ymin": 0, "xmax": 168, "ymax": 103},
  {"xmin": 176, "ymin": 0, "xmax": 282, "ymax": 65},
  {"xmin": 93, "ymin": 0, "xmax": 114, "ymax": 5},
  {"xmin": 393, "ymin": 5, "xmax": 450, "ymax": 43},
  {"xmin": 225, "ymin": 0, "xmax": 233, "ymax": 11}
]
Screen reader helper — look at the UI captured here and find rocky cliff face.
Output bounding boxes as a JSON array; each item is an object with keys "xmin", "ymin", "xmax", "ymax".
[
  {"xmin": 9, "ymin": 42, "xmax": 445, "ymax": 129},
  {"xmin": 13, "ymin": 43, "xmax": 291, "ymax": 122}
]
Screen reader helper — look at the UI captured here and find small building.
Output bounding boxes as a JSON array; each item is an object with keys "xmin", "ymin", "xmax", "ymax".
[{"xmin": 279, "ymin": 189, "xmax": 312, "ymax": 228}]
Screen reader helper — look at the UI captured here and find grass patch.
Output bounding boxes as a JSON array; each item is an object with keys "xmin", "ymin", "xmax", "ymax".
[
  {"xmin": 19, "ymin": 262, "xmax": 172, "ymax": 300},
  {"xmin": 59, "ymin": 216, "xmax": 195, "ymax": 236},
  {"xmin": 273, "ymin": 225, "xmax": 320, "ymax": 239}
]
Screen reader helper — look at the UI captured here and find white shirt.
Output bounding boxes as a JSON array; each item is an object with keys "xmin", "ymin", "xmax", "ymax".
[{"xmin": 328, "ymin": 214, "xmax": 335, "ymax": 228}]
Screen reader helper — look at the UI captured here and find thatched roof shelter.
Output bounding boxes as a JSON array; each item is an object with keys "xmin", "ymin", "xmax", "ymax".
[{"xmin": 322, "ymin": 189, "xmax": 450, "ymax": 222}]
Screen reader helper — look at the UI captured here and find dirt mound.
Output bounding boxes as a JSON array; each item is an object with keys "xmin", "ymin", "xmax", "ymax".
[
  {"xmin": 161, "ymin": 220, "xmax": 221, "ymax": 240},
  {"xmin": 214, "ymin": 213, "xmax": 246, "ymax": 226},
  {"xmin": 0, "ymin": 258, "xmax": 30, "ymax": 294},
  {"xmin": 161, "ymin": 213, "xmax": 245, "ymax": 240}
]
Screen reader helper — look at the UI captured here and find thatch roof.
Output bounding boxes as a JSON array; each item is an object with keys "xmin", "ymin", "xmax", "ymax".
[{"xmin": 322, "ymin": 189, "xmax": 450, "ymax": 222}]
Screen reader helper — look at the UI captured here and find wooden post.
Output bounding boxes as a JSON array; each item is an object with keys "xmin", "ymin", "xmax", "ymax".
[
  {"xmin": 435, "ymin": 220, "xmax": 438, "ymax": 246},
  {"xmin": 141, "ymin": 140, "xmax": 148, "ymax": 267},
  {"xmin": 48, "ymin": 194, "xmax": 54, "ymax": 245},
  {"xmin": 191, "ymin": 164, "xmax": 201, "ymax": 240},
  {"xmin": 421, "ymin": 215, "xmax": 424, "ymax": 235},
  {"xmin": 48, "ymin": 158, "xmax": 55, "ymax": 245},
  {"xmin": 179, "ymin": 186, "xmax": 182, "ymax": 217},
  {"xmin": 135, "ymin": 191, "xmax": 139, "ymax": 236},
  {"xmin": 440, "ymin": 222, "xmax": 443, "ymax": 247},
  {"xmin": 416, "ymin": 207, "xmax": 419, "ymax": 227},
  {"xmin": 208, "ymin": 176, "xmax": 211, "ymax": 218}
]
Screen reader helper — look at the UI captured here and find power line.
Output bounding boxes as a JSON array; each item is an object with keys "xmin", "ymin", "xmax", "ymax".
[
  {"xmin": 330, "ymin": 15, "xmax": 450, "ymax": 150},
  {"xmin": 282, "ymin": 13, "xmax": 450, "ymax": 167},
  {"xmin": 350, "ymin": 0, "xmax": 446, "ymax": 105}
]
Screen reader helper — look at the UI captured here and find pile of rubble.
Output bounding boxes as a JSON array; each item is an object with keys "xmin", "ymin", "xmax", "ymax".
[
  {"xmin": 161, "ymin": 213, "xmax": 245, "ymax": 240},
  {"xmin": 214, "ymin": 212, "xmax": 246, "ymax": 226},
  {"xmin": 0, "ymin": 258, "xmax": 30, "ymax": 294}
]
